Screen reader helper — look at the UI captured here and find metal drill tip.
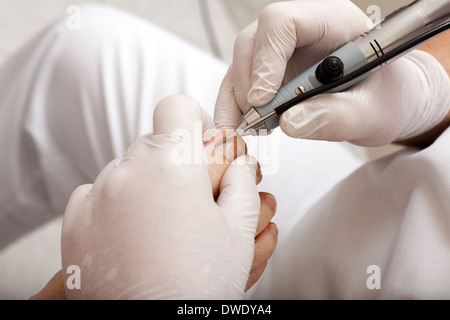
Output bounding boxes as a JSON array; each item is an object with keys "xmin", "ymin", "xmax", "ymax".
[{"xmin": 215, "ymin": 132, "xmax": 238, "ymax": 147}]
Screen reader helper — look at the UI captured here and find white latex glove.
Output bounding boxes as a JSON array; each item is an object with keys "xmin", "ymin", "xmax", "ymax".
[
  {"xmin": 215, "ymin": 0, "xmax": 450, "ymax": 146},
  {"xmin": 61, "ymin": 95, "xmax": 263, "ymax": 299}
]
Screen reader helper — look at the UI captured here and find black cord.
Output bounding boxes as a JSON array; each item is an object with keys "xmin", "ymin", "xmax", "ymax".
[{"xmin": 275, "ymin": 21, "xmax": 450, "ymax": 115}]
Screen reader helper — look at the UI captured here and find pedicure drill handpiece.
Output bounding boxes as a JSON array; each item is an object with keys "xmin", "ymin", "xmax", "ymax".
[{"xmin": 217, "ymin": 0, "xmax": 450, "ymax": 146}]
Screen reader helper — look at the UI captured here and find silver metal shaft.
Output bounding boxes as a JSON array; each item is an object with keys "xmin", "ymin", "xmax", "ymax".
[{"xmin": 215, "ymin": 109, "xmax": 278, "ymax": 147}]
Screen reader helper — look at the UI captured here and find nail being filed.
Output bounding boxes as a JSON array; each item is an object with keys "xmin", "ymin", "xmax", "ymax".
[{"xmin": 215, "ymin": 132, "xmax": 238, "ymax": 147}]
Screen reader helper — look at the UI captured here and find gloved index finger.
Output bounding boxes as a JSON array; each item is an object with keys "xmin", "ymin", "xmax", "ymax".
[
  {"xmin": 248, "ymin": 3, "xmax": 298, "ymax": 107},
  {"xmin": 214, "ymin": 68, "xmax": 247, "ymax": 130},
  {"xmin": 231, "ymin": 20, "xmax": 258, "ymax": 112},
  {"xmin": 248, "ymin": 1, "xmax": 371, "ymax": 108}
]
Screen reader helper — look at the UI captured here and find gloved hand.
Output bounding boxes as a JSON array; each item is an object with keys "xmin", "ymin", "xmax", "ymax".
[
  {"xmin": 61, "ymin": 94, "xmax": 277, "ymax": 300},
  {"xmin": 215, "ymin": 0, "xmax": 450, "ymax": 146}
]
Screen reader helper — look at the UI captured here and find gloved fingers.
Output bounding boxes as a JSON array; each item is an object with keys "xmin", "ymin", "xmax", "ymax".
[
  {"xmin": 256, "ymin": 192, "xmax": 277, "ymax": 236},
  {"xmin": 395, "ymin": 50, "xmax": 450, "ymax": 141},
  {"xmin": 245, "ymin": 222, "xmax": 278, "ymax": 291},
  {"xmin": 214, "ymin": 68, "xmax": 247, "ymax": 130},
  {"xmin": 279, "ymin": 69, "xmax": 401, "ymax": 146},
  {"xmin": 216, "ymin": 155, "xmax": 261, "ymax": 237},
  {"xmin": 280, "ymin": 50, "xmax": 450, "ymax": 147},
  {"xmin": 247, "ymin": 0, "xmax": 371, "ymax": 107},
  {"xmin": 231, "ymin": 20, "xmax": 258, "ymax": 111},
  {"xmin": 134, "ymin": 94, "xmax": 218, "ymax": 170},
  {"xmin": 279, "ymin": 93, "xmax": 359, "ymax": 142},
  {"xmin": 248, "ymin": 2, "xmax": 297, "ymax": 107},
  {"xmin": 153, "ymin": 94, "xmax": 216, "ymax": 142},
  {"xmin": 279, "ymin": 91, "xmax": 403, "ymax": 147}
]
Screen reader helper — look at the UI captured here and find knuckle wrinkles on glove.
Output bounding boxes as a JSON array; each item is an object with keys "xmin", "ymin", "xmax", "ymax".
[
  {"xmin": 258, "ymin": 3, "xmax": 291, "ymax": 27},
  {"xmin": 234, "ymin": 31, "xmax": 254, "ymax": 52}
]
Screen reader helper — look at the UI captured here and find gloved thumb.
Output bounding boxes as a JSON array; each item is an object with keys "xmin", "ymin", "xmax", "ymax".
[
  {"xmin": 216, "ymin": 154, "xmax": 260, "ymax": 239},
  {"xmin": 153, "ymin": 94, "xmax": 216, "ymax": 140}
]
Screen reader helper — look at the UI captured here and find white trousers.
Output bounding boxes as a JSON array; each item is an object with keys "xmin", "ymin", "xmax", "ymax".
[
  {"xmin": 0, "ymin": 4, "xmax": 229, "ymax": 248},
  {"xmin": 2, "ymin": 4, "xmax": 448, "ymax": 299}
]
